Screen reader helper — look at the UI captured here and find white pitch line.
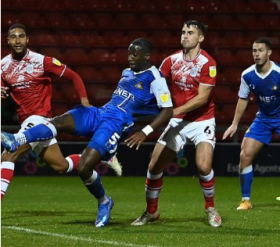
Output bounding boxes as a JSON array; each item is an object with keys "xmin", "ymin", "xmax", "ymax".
[{"xmin": 3, "ymin": 226, "xmax": 164, "ymax": 247}]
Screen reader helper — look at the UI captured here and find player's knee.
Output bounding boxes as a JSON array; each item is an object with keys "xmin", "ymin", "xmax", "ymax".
[
  {"xmin": 240, "ymin": 150, "xmax": 253, "ymax": 164},
  {"xmin": 198, "ymin": 165, "xmax": 212, "ymax": 175},
  {"xmin": 77, "ymin": 162, "xmax": 91, "ymax": 179}
]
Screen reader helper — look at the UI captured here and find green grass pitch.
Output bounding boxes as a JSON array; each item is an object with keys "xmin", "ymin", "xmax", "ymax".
[{"xmin": 1, "ymin": 176, "xmax": 279, "ymax": 247}]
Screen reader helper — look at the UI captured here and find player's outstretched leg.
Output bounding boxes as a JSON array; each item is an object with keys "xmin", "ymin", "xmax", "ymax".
[
  {"xmin": 103, "ymin": 153, "xmax": 122, "ymax": 176},
  {"xmin": 276, "ymin": 196, "xmax": 280, "ymax": 201},
  {"xmin": 1, "ymin": 132, "xmax": 20, "ymax": 153}
]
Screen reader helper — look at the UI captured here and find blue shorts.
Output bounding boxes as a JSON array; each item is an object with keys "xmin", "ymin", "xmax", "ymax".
[
  {"xmin": 68, "ymin": 105, "xmax": 134, "ymax": 160},
  {"xmin": 245, "ymin": 114, "xmax": 280, "ymax": 145}
]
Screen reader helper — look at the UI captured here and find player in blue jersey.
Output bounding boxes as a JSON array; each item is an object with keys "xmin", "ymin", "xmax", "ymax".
[
  {"xmin": 223, "ymin": 39, "xmax": 280, "ymax": 210},
  {"xmin": 1, "ymin": 38, "xmax": 173, "ymax": 227}
]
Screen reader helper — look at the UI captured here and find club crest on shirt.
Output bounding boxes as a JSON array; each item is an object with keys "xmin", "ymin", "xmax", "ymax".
[
  {"xmin": 26, "ymin": 64, "xmax": 34, "ymax": 74},
  {"xmin": 52, "ymin": 58, "xmax": 62, "ymax": 66},
  {"xmin": 190, "ymin": 67, "xmax": 198, "ymax": 77},
  {"xmin": 209, "ymin": 66, "xmax": 217, "ymax": 78},
  {"xmin": 160, "ymin": 92, "xmax": 169, "ymax": 103},
  {"xmin": 134, "ymin": 82, "xmax": 143, "ymax": 89}
]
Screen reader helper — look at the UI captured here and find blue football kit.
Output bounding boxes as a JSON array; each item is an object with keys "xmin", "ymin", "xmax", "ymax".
[
  {"xmin": 69, "ymin": 66, "xmax": 172, "ymax": 159},
  {"xmin": 239, "ymin": 61, "xmax": 280, "ymax": 144}
]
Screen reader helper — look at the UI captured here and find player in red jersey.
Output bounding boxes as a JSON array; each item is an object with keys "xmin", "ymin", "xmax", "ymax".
[
  {"xmin": 132, "ymin": 20, "xmax": 222, "ymax": 227},
  {"xmin": 1, "ymin": 23, "xmax": 121, "ymax": 200}
]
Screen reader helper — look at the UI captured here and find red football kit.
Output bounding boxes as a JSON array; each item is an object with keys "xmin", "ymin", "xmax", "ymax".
[
  {"xmin": 1, "ymin": 49, "xmax": 87, "ymax": 123},
  {"xmin": 160, "ymin": 49, "xmax": 217, "ymax": 122}
]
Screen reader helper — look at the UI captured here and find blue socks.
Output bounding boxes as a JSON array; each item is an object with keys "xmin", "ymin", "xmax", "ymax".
[
  {"xmin": 21, "ymin": 123, "xmax": 56, "ymax": 143},
  {"xmin": 84, "ymin": 171, "xmax": 105, "ymax": 201},
  {"xmin": 239, "ymin": 165, "xmax": 253, "ymax": 200}
]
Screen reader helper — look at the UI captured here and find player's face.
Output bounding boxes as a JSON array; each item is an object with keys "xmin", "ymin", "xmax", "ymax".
[
  {"xmin": 128, "ymin": 44, "xmax": 150, "ymax": 72},
  {"xmin": 252, "ymin": 43, "xmax": 271, "ymax": 66},
  {"xmin": 181, "ymin": 25, "xmax": 204, "ymax": 49},
  {"xmin": 7, "ymin": 28, "xmax": 29, "ymax": 56}
]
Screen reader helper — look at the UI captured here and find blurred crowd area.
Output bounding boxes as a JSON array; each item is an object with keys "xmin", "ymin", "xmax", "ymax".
[{"xmin": 1, "ymin": 0, "xmax": 280, "ymax": 142}]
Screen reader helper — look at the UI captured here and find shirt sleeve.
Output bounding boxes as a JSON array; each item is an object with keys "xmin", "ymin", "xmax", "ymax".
[
  {"xmin": 238, "ymin": 76, "xmax": 250, "ymax": 99},
  {"xmin": 159, "ymin": 56, "xmax": 172, "ymax": 79},
  {"xmin": 62, "ymin": 67, "xmax": 87, "ymax": 98},
  {"xmin": 43, "ymin": 56, "xmax": 67, "ymax": 77},
  {"xmin": 150, "ymin": 76, "xmax": 173, "ymax": 108},
  {"xmin": 44, "ymin": 56, "xmax": 87, "ymax": 98},
  {"xmin": 198, "ymin": 60, "xmax": 216, "ymax": 86}
]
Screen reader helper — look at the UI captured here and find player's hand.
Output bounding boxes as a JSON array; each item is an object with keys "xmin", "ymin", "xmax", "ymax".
[
  {"xmin": 222, "ymin": 124, "xmax": 238, "ymax": 140},
  {"xmin": 124, "ymin": 131, "xmax": 147, "ymax": 150},
  {"xmin": 80, "ymin": 97, "xmax": 92, "ymax": 107},
  {"xmin": 1, "ymin": 86, "xmax": 9, "ymax": 99}
]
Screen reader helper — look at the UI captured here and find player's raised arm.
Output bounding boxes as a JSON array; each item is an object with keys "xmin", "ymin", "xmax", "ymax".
[
  {"xmin": 61, "ymin": 66, "xmax": 91, "ymax": 106},
  {"xmin": 43, "ymin": 56, "xmax": 91, "ymax": 106}
]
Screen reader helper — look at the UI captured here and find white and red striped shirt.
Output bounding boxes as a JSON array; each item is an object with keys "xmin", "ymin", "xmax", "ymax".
[
  {"xmin": 1, "ymin": 49, "xmax": 86, "ymax": 123},
  {"xmin": 160, "ymin": 49, "xmax": 216, "ymax": 122}
]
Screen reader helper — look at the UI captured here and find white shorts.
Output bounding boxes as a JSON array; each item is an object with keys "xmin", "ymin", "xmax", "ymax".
[
  {"xmin": 158, "ymin": 118, "xmax": 216, "ymax": 153},
  {"xmin": 19, "ymin": 115, "xmax": 57, "ymax": 155}
]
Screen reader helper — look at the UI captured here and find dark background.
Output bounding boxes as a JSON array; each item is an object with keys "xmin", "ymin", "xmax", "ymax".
[{"xmin": 1, "ymin": 0, "xmax": 280, "ymax": 177}]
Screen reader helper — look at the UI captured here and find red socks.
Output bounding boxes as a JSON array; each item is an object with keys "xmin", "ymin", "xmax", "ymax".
[
  {"xmin": 65, "ymin": 154, "xmax": 81, "ymax": 173},
  {"xmin": 1, "ymin": 162, "xmax": 15, "ymax": 200},
  {"xmin": 199, "ymin": 169, "xmax": 215, "ymax": 209},
  {"xmin": 145, "ymin": 171, "xmax": 163, "ymax": 214}
]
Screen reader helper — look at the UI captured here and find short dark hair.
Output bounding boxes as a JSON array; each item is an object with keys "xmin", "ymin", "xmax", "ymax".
[
  {"xmin": 183, "ymin": 20, "xmax": 208, "ymax": 35},
  {"xmin": 254, "ymin": 38, "xmax": 272, "ymax": 50},
  {"xmin": 131, "ymin": 38, "xmax": 153, "ymax": 53},
  {"xmin": 8, "ymin": 23, "xmax": 29, "ymax": 36}
]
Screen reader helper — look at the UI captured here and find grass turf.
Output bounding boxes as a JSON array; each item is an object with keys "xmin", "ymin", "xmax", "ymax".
[{"xmin": 1, "ymin": 176, "xmax": 280, "ymax": 247}]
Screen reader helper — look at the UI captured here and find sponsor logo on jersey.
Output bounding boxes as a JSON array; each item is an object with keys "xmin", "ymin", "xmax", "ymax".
[
  {"xmin": 26, "ymin": 64, "xmax": 34, "ymax": 74},
  {"xmin": 160, "ymin": 92, "xmax": 169, "ymax": 103},
  {"xmin": 209, "ymin": 66, "xmax": 216, "ymax": 78},
  {"xmin": 259, "ymin": 95, "xmax": 276, "ymax": 103},
  {"xmin": 114, "ymin": 87, "xmax": 135, "ymax": 101},
  {"xmin": 134, "ymin": 82, "xmax": 143, "ymax": 89},
  {"xmin": 52, "ymin": 58, "xmax": 62, "ymax": 66}
]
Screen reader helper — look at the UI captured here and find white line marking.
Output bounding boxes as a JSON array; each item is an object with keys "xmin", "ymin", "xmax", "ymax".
[{"xmin": 3, "ymin": 226, "xmax": 164, "ymax": 247}]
